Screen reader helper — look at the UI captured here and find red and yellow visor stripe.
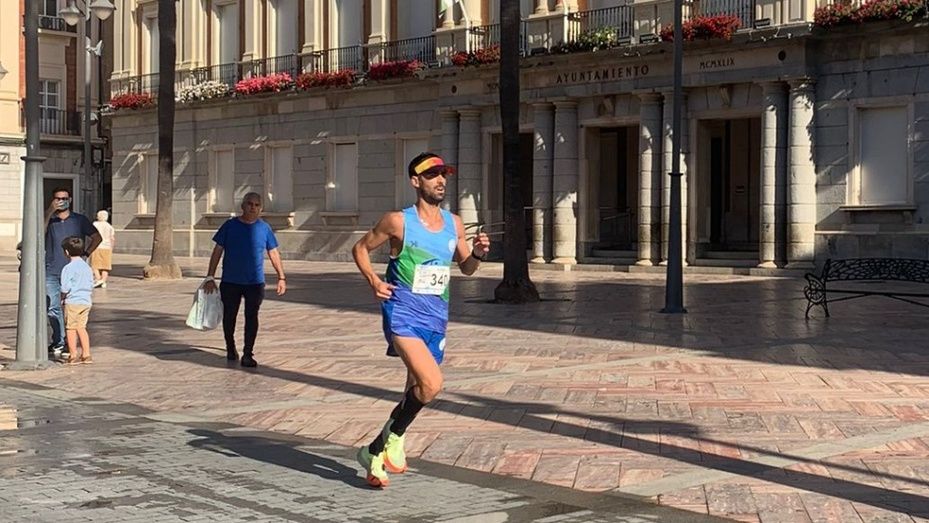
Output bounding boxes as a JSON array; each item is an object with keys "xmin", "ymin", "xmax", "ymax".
[{"xmin": 412, "ymin": 156, "xmax": 456, "ymax": 176}]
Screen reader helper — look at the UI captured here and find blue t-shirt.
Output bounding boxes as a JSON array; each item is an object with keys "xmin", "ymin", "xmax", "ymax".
[
  {"xmin": 46, "ymin": 212, "xmax": 97, "ymax": 277},
  {"xmin": 212, "ymin": 218, "xmax": 279, "ymax": 285},
  {"xmin": 60, "ymin": 258, "xmax": 94, "ymax": 306}
]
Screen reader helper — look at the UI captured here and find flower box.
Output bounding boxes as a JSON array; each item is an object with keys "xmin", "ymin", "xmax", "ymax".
[
  {"xmin": 659, "ymin": 15, "xmax": 742, "ymax": 42},
  {"xmin": 234, "ymin": 73, "xmax": 294, "ymax": 96},
  {"xmin": 366, "ymin": 60, "xmax": 424, "ymax": 81},
  {"xmin": 451, "ymin": 45, "xmax": 500, "ymax": 67},
  {"xmin": 295, "ymin": 69, "xmax": 356, "ymax": 89},
  {"xmin": 108, "ymin": 92, "xmax": 155, "ymax": 111}
]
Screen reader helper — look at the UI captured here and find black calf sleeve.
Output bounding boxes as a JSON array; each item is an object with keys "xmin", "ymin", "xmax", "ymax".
[{"xmin": 388, "ymin": 387, "xmax": 427, "ymax": 436}]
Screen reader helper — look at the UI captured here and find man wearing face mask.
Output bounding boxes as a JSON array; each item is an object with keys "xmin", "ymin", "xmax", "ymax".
[{"xmin": 44, "ymin": 188, "xmax": 102, "ymax": 357}]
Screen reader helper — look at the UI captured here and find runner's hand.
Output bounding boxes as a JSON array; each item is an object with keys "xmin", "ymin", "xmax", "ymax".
[
  {"xmin": 472, "ymin": 232, "xmax": 490, "ymax": 257},
  {"xmin": 372, "ymin": 280, "xmax": 396, "ymax": 301},
  {"xmin": 276, "ymin": 279, "xmax": 287, "ymax": 296},
  {"xmin": 203, "ymin": 279, "xmax": 217, "ymax": 294}
]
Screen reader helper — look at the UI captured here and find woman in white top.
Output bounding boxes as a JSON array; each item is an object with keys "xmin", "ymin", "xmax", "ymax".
[{"xmin": 90, "ymin": 210, "xmax": 115, "ymax": 288}]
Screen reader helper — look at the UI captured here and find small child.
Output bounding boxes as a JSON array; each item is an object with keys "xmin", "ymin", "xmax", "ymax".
[{"xmin": 60, "ymin": 236, "xmax": 95, "ymax": 364}]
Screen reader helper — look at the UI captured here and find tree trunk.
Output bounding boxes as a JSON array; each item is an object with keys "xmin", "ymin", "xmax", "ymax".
[
  {"xmin": 494, "ymin": 0, "xmax": 539, "ymax": 304},
  {"xmin": 144, "ymin": 0, "xmax": 182, "ymax": 279}
]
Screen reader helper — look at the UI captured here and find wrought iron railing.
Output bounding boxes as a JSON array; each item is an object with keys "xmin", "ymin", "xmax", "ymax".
[
  {"xmin": 369, "ymin": 35, "xmax": 437, "ymax": 66},
  {"xmin": 36, "ymin": 15, "xmax": 76, "ymax": 32},
  {"xmin": 568, "ymin": 5, "xmax": 634, "ymax": 41},
  {"xmin": 467, "ymin": 22, "xmax": 528, "ymax": 55},
  {"xmin": 20, "ymin": 107, "xmax": 82, "ymax": 136},
  {"xmin": 243, "ymin": 53, "xmax": 303, "ymax": 78},
  {"xmin": 307, "ymin": 45, "xmax": 365, "ymax": 74},
  {"xmin": 698, "ymin": 0, "xmax": 756, "ymax": 29}
]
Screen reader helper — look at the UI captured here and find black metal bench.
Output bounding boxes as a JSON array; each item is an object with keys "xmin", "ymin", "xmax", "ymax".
[{"xmin": 804, "ymin": 258, "xmax": 929, "ymax": 318}]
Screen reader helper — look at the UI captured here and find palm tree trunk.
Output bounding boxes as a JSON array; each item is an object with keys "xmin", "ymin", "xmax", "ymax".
[
  {"xmin": 144, "ymin": 0, "xmax": 182, "ymax": 279},
  {"xmin": 493, "ymin": 0, "xmax": 539, "ymax": 304}
]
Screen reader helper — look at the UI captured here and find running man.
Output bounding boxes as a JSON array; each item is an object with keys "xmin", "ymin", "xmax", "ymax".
[{"xmin": 351, "ymin": 152, "xmax": 490, "ymax": 488}]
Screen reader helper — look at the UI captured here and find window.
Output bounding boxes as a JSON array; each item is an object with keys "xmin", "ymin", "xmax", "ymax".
[
  {"xmin": 265, "ymin": 145, "xmax": 294, "ymax": 212},
  {"xmin": 857, "ymin": 106, "xmax": 910, "ymax": 205},
  {"xmin": 40, "ymin": 0, "xmax": 59, "ymax": 17},
  {"xmin": 272, "ymin": 0, "xmax": 299, "ymax": 56},
  {"xmin": 141, "ymin": 155, "xmax": 159, "ymax": 214},
  {"xmin": 218, "ymin": 2, "xmax": 240, "ymax": 64},
  {"xmin": 329, "ymin": 143, "xmax": 358, "ymax": 212},
  {"xmin": 398, "ymin": 0, "xmax": 435, "ymax": 39},
  {"xmin": 397, "ymin": 138, "xmax": 429, "ymax": 207},
  {"xmin": 335, "ymin": 0, "xmax": 363, "ymax": 46},
  {"xmin": 39, "ymin": 80, "xmax": 60, "ymax": 132},
  {"xmin": 210, "ymin": 148, "xmax": 235, "ymax": 212}
]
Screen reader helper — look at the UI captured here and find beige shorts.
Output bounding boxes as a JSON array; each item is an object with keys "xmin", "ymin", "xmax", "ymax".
[
  {"xmin": 65, "ymin": 304, "xmax": 91, "ymax": 330},
  {"xmin": 90, "ymin": 248, "xmax": 112, "ymax": 271}
]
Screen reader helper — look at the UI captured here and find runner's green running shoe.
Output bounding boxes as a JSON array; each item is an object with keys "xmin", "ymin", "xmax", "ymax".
[
  {"xmin": 382, "ymin": 420, "xmax": 408, "ymax": 473},
  {"xmin": 356, "ymin": 445, "xmax": 389, "ymax": 488}
]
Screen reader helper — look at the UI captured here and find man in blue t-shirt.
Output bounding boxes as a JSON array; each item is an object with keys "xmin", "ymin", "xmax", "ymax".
[
  {"xmin": 204, "ymin": 192, "xmax": 286, "ymax": 368},
  {"xmin": 44, "ymin": 187, "xmax": 102, "ymax": 356}
]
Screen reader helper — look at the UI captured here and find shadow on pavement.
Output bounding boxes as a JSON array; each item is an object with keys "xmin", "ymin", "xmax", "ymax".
[
  {"xmin": 187, "ymin": 428, "xmax": 371, "ymax": 490},
  {"xmin": 119, "ymin": 328, "xmax": 929, "ymax": 517}
]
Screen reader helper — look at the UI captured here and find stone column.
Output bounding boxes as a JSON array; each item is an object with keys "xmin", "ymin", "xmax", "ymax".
[
  {"xmin": 442, "ymin": 0, "xmax": 456, "ymax": 27},
  {"xmin": 759, "ymin": 81, "xmax": 788, "ymax": 268},
  {"xmin": 440, "ymin": 110, "xmax": 460, "ymax": 212},
  {"xmin": 534, "ymin": 0, "xmax": 550, "ymax": 15},
  {"xmin": 457, "ymin": 109, "xmax": 483, "ymax": 228},
  {"xmin": 369, "ymin": 0, "xmax": 389, "ymax": 44},
  {"xmin": 788, "ymin": 79, "xmax": 816, "ymax": 269},
  {"xmin": 302, "ymin": 0, "xmax": 322, "ymax": 54},
  {"xmin": 532, "ymin": 103, "xmax": 555, "ymax": 263},
  {"xmin": 661, "ymin": 90, "xmax": 688, "ymax": 265},
  {"xmin": 242, "ymin": 0, "xmax": 263, "ymax": 61},
  {"xmin": 637, "ymin": 93, "xmax": 663, "ymax": 266},
  {"xmin": 553, "ymin": 100, "xmax": 579, "ymax": 264}
]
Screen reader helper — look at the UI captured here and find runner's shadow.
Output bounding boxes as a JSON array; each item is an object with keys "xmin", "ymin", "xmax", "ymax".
[{"xmin": 187, "ymin": 429, "xmax": 371, "ymax": 490}]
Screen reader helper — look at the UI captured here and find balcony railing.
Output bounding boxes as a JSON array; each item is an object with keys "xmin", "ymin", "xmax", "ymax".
[
  {"xmin": 467, "ymin": 22, "xmax": 529, "ymax": 55},
  {"xmin": 306, "ymin": 45, "xmax": 366, "ymax": 74},
  {"xmin": 37, "ymin": 15, "xmax": 76, "ymax": 33},
  {"xmin": 369, "ymin": 35, "xmax": 437, "ymax": 66},
  {"xmin": 568, "ymin": 6, "xmax": 634, "ymax": 41},
  {"xmin": 20, "ymin": 107, "xmax": 82, "ymax": 136},
  {"xmin": 698, "ymin": 0, "xmax": 756, "ymax": 29}
]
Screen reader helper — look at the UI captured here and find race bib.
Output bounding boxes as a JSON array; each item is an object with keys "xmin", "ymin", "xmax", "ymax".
[{"xmin": 412, "ymin": 265, "xmax": 451, "ymax": 295}]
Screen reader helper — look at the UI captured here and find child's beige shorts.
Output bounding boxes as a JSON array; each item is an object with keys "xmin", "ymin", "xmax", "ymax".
[{"xmin": 65, "ymin": 304, "xmax": 91, "ymax": 330}]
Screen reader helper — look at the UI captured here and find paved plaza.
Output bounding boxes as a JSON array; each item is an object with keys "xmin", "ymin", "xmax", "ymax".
[{"xmin": 2, "ymin": 254, "xmax": 929, "ymax": 522}]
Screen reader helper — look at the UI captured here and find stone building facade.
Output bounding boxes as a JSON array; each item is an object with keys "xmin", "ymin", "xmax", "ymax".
[{"xmin": 107, "ymin": 1, "xmax": 929, "ymax": 268}]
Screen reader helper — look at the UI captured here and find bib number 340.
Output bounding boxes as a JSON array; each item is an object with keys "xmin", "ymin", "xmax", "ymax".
[{"xmin": 412, "ymin": 265, "xmax": 451, "ymax": 295}]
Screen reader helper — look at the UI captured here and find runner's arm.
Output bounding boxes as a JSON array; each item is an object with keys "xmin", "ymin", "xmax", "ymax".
[
  {"xmin": 352, "ymin": 212, "xmax": 401, "ymax": 290},
  {"xmin": 453, "ymin": 215, "xmax": 489, "ymax": 276}
]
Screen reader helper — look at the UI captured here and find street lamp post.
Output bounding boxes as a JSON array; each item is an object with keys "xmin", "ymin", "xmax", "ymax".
[
  {"xmin": 662, "ymin": 0, "xmax": 686, "ymax": 314},
  {"xmin": 13, "ymin": 0, "xmax": 50, "ymax": 369},
  {"xmin": 60, "ymin": 0, "xmax": 114, "ymax": 214}
]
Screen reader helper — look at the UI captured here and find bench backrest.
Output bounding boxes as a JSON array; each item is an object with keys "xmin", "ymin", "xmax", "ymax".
[{"xmin": 822, "ymin": 258, "xmax": 929, "ymax": 283}]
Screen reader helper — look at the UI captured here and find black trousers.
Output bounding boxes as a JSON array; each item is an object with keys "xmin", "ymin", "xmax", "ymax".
[{"xmin": 220, "ymin": 282, "xmax": 265, "ymax": 355}]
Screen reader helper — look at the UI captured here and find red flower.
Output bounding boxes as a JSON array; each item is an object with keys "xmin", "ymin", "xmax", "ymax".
[
  {"xmin": 109, "ymin": 92, "xmax": 155, "ymax": 110},
  {"xmin": 450, "ymin": 45, "xmax": 501, "ymax": 67},
  {"xmin": 295, "ymin": 69, "xmax": 356, "ymax": 89},
  {"xmin": 366, "ymin": 60, "xmax": 424, "ymax": 81},
  {"xmin": 660, "ymin": 15, "xmax": 741, "ymax": 42},
  {"xmin": 234, "ymin": 73, "xmax": 294, "ymax": 96}
]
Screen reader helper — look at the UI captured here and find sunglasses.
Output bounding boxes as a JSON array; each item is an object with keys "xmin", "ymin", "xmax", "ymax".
[
  {"xmin": 418, "ymin": 170, "xmax": 450, "ymax": 180},
  {"xmin": 54, "ymin": 197, "xmax": 70, "ymax": 201}
]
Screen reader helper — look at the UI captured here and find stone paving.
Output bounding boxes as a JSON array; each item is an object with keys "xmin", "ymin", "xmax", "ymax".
[{"xmin": 2, "ymin": 254, "xmax": 929, "ymax": 522}]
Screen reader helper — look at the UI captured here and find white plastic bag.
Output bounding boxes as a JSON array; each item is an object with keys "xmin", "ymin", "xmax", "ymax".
[{"xmin": 185, "ymin": 281, "xmax": 223, "ymax": 331}]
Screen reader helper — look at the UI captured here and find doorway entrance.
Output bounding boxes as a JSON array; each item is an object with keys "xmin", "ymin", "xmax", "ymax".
[
  {"xmin": 695, "ymin": 118, "xmax": 761, "ymax": 260},
  {"xmin": 592, "ymin": 126, "xmax": 638, "ymax": 255}
]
